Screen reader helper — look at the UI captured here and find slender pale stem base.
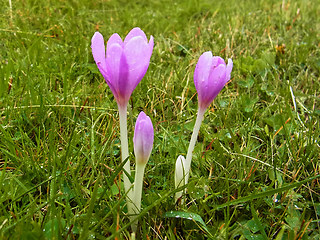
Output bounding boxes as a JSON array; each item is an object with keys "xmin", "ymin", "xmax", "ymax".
[
  {"xmin": 174, "ymin": 155, "xmax": 186, "ymax": 202},
  {"xmin": 175, "ymin": 108, "xmax": 205, "ymax": 202},
  {"xmin": 118, "ymin": 104, "xmax": 134, "ymax": 214},
  {"xmin": 131, "ymin": 162, "xmax": 146, "ymax": 232},
  {"xmin": 8, "ymin": 0, "xmax": 13, "ymax": 21}
]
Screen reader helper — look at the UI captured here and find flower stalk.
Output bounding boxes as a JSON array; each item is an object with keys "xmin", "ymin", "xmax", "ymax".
[
  {"xmin": 118, "ymin": 103, "xmax": 134, "ymax": 214},
  {"xmin": 184, "ymin": 108, "xmax": 205, "ymax": 183},
  {"xmin": 131, "ymin": 112, "xmax": 154, "ymax": 232},
  {"xmin": 175, "ymin": 51, "xmax": 233, "ymax": 203},
  {"xmin": 91, "ymin": 28, "xmax": 154, "ymax": 217},
  {"xmin": 175, "ymin": 109, "xmax": 205, "ymax": 201},
  {"xmin": 131, "ymin": 162, "xmax": 147, "ymax": 232}
]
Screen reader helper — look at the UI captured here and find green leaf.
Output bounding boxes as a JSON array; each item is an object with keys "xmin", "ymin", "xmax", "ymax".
[
  {"xmin": 285, "ymin": 215, "xmax": 300, "ymax": 230},
  {"xmin": 253, "ymin": 59, "xmax": 268, "ymax": 73},
  {"xmin": 163, "ymin": 210, "xmax": 210, "ymax": 234},
  {"xmin": 184, "ymin": 121, "xmax": 195, "ymax": 131},
  {"xmin": 250, "ymin": 204, "xmax": 268, "ymax": 239},
  {"xmin": 43, "ymin": 218, "xmax": 66, "ymax": 239},
  {"xmin": 240, "ymin": 95, "xmax": 259, "ymax": 113},
  {"xmin": 243, "ymin": 230, "xmax": 266, "ymax": 240},
  {"xmin": 247, "ymin": 219, "xmax": 260, "ymax": 233},
  {"xmin": 85, "ymin": 63, "xmax": 100, "ymax": 74},
  {"xmin": 213, "ymin": 174, "xmax": 320, "ymax": 210},
  {"xmin": 274, "ymin": 226, "xmax": 286, "ymax": 240},
  {"xmin": 219, "ymin": 99, "xmax": 229, "ymax": 108},
  {"xmin": 110, "ymin": 183, "xmax": 120, "ymax": 196},
  {"xmin": 238, "ymin": 77, "xmax": 254, "ymax": 88},
  {"xmin": 261, "ymin": 51, "xmax": 275, "ymax": 66}
]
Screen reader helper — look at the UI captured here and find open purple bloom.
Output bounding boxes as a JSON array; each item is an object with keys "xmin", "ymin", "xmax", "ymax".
[
  {"xmin": 91, "ymin": 28, "xmax": 154, "ymax": 107},
  {"xmin": 194, "ymin": 51, "xmax": 233, "ymax": 111},
  {"xmin": 133, "ymin": 112, "xmax": 154, "ymax": 165}
]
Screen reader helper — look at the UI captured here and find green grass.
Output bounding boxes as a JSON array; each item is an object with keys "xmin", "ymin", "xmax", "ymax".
[{"xmin": 0, "ymin": 0, "xmax": 319, "ymax": 239}]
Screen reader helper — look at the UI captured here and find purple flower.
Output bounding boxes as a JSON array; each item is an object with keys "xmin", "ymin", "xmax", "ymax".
[
  {"xmin": 91, "ymin": 28, "xmax": 154, "ymax": 107},
  {"xmin": 194, "ymin": 51, "xmax": 233, "ymax": 111},
  {"xmin": 133, "ymin": 112, "xmax": 154, "ymax": 164}
]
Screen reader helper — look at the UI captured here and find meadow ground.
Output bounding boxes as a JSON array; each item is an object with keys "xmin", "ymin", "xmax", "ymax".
[{"xmin": 0, "ymin": 0, "xmax": 319, "ymax": 239}]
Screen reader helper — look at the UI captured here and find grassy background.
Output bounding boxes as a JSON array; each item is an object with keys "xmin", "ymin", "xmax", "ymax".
[{"xmin": 0, "ymin": 0, "xmax": 319, "ymax": 239}]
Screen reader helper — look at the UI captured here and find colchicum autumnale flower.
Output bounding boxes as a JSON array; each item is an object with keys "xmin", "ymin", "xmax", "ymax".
[
  {"xmin": 132, "ymin": 111, "xmax": 154, "ymax": 231},
  {"xmin": 91, "ymin": 27, "xmax": 154, "ymax": 107},
  {"xmin": 194, "ymin": 51, "xmax": 233, "ymax": 112},
  {"xmin": 133, "ymin": 111, "xmax": 154, "ymax": 165},
  {"xmin": 175, "ymin": 51, "xmax": 233, "ymax": 202},
  {"xmin": 91, "ymin": 28, "xmax": 154, "ymax": 217}
]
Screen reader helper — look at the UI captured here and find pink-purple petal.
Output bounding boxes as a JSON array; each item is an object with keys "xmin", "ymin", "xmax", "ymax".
[
  {"xmin": 148, "ymin": 35, "xmax": 154, "ymax": 56},
  {"xmin": 194, "ymin": 51, "xmax": 233, "ymax": 111},
  {"xmin": 91, "ymin": 32, "xmax": 106, "ymax": 71},
  {"xmin": 194, "ymin": 51, "xmax": 213, "ymax": 96},
  {"xmin": 107, "ymin": 33, "xmax": 123, "ymax": 54},
  {"xmin": 212, "ymin": 56, "xmax": 226, "ymax": 68},
  {"xmin": 106, "ymin": 43, "xmax": 129, "ymax": 103},
  {"xmin": 134, "ymin": 112, "xmax": 154, "ymax": 164},
  {"xmin": 91, "ymin": 28, "xmax": 153, "ymax": 107},
  {"xmin": 202, "ymin": 64, "xmax": 226, "ymax": 105},
  {"xmin": 124, "ymin": 36, "xmax": 151, "ymax": 92},
  {"xmin": 124, "ymin": 27, "xmax": 148, "ymax": 44}
]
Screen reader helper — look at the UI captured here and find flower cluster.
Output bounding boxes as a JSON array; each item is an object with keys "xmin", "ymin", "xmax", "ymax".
[{"xmin": 91, "ymin": 27, "xmax": 233, "ymax": 232}]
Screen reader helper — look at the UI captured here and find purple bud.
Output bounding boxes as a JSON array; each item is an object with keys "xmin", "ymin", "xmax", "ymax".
[
  {"xmin": 91, "ymin": 28, "xmax": 154, "ymax": 107},
  {"xmin": 194, "ymin": 51, "xmax": 233, "ymax": 111},
  {"xmin": 133, "ymin": 112, "xmax": 154, "ymax": 164}
]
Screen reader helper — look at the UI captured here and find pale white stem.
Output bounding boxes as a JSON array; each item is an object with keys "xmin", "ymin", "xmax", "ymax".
[
  {"xmin": 185, "ymin": 108, "xmax": 205, "ymax": 183},
  {"xmin": 131, "ymin": 162, "xmax": 146, "ymax": 232},
  {"xmin": 9, "ymin": 0, "xmax": 13, "ymax": 22},
  {"xmin": 118, "ymin": 104, "xmax": 134, "ymax": 214},
  {"xmin": 175, "ymin": 108, "xmax": 205, "ymax": 202}
]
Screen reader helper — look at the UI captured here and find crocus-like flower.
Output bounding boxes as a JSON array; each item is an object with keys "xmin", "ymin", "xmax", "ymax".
[
  {"xmin": 133, "ymin": 112, "xmax": 154, "ymax": 164},
  {"xmin": 194, "ymin": 51, "xmax": 233, "ymax": 111},
  {"xmin": 175, "ymin": 52, "xmax": 233, "ymax": 203},
  {"xmin": 91, "ymin": 28, "xmax": 154, "ymax": 217},
  {"xmin": 132, "ymin": 111, "xmax": 154, "ymax": 232},
  {"xmin": 91, "ymin": 27, "xmax": 154, "ymax": 107}
]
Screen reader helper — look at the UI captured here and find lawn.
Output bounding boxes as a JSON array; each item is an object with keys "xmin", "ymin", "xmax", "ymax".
[{"xmin": 0, "ymin": 0, "xmax": 319, "ymax": 239}]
